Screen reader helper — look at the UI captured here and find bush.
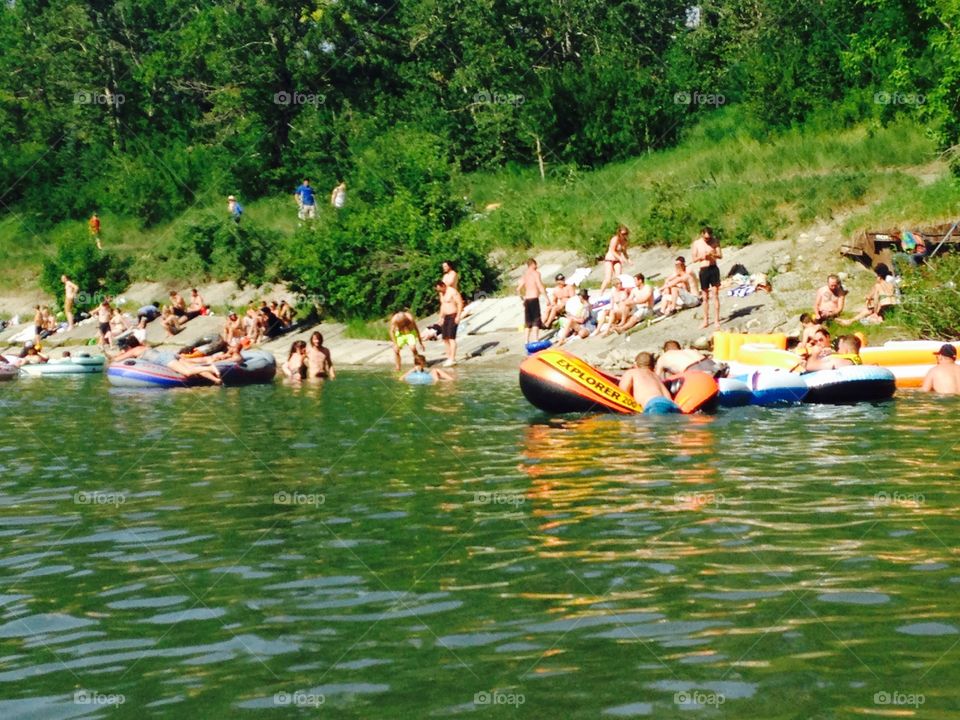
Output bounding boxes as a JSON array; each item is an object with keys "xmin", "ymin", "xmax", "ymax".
[
  {"xmin": 160, "ymin": 216, "xmax": 281, "ymax": 286},
  {"xmin": 896, "ymin": 254, "xmax": 960, "ymax": 339},
  {"xmin": 281, "ymin": 127, "xmax": 498, "ymax": 320},
  {"xmin": 40, "ymin": 233, "xmax": 131, "ymax": 312}
]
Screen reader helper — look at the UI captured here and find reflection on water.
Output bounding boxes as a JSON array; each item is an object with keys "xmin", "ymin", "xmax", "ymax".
[{"xmin": 0, "ymin": 372, "xmax": 958, "ymax": 717}]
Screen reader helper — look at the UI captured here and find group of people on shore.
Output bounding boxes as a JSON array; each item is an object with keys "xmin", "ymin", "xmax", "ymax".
[
  {"xmin": 811, "ymin": 265, "xmax": 899, "ymax": 327},
  {"xmin": 518, "ymin": 225, "xmax": 726, "ymax": 345}
]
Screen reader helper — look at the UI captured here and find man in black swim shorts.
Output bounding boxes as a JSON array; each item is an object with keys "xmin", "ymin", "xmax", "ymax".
[
  {"xmin": 691, "ymin": 226, "xmax": 723, "ymax": 329},
  {"xmin": 516, "ymin": 258, "xmax": 547, "ymax": 344}
]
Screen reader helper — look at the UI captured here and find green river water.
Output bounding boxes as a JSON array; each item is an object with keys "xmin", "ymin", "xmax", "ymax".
[{"xmin": 0, "ymin": 370, "xmax": 958, "ymax": 718}]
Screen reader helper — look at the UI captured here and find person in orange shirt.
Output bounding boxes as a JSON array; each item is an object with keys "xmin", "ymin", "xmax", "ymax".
[{"xmin": 89, "ymin": 213, "xmax": 102, "ymax": 249}]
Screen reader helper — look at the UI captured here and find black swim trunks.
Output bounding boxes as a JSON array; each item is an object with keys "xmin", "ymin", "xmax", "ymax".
[
  {"xmin": 523, "ymin": 298, "xmax": 543, "ymax": 329},
  {"xmin": 98, "ymin": 322, "xmax": 110, "ymax": 335},
  {"xmin": 699, "ymin": 264, "xmax": 721, "ymax": 289},
  {"xmin": 441, "ymin": 313, "xmax": 458, "ymax": 340}
]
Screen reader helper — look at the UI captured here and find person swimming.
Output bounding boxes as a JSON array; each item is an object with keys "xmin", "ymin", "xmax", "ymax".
[{"xmin": 402, "ymin": 352, "xmax": 453, "ymax": 384}]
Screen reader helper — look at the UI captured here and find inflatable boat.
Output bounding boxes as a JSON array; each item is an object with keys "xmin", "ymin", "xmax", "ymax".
[
  {"xmin": 719, "ymin": 370, "xmax": 808, "ymax": 407},
  {"xmin": 18, "ymin": 354, "xmax": 106, "ymax": 377},
  {"xmin": 107, "ymin": 349, "xmax": 276, "ymax": 388},
  {"xmin": 518, "ymin": 348, "xmax": 718, "ymax": 415},
  {"xmin": 802, "ymin": 365, "xmax": 896, "ymax": 404},
  {"xmin": 0, "ymin": 363, "xmax": 17, "ymax": 381}
]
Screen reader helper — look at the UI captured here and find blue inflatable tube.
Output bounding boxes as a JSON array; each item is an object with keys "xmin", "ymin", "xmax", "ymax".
[
  {"xmin": 719, "ymin": 371, "xmax": 808, "ymax": 407},
  {"xmin": 803, "ymin": 365, "xmax": 896, "ymax": 404}
]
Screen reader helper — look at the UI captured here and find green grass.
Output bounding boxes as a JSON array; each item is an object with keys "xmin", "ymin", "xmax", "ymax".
[
  {"xmin": 342, "ymin": 317, "xmax": 389, "ymax": 341},
  {"xmin": 0, "ymin": 106, "xmax": 955, "ymax": 294}
]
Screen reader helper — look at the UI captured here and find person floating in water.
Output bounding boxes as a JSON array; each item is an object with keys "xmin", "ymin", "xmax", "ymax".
[
  {"xmin": 389, "ymin": 308, "xmax": 424, "ymax": 372},
  {"xmin": 922, "ymin": 344, "xmax": 960, "ymax": 394},
  {"xmin": 618, "ymin": 352, "xmax": 680, "ymax": 413},
  {"xmin": 803, "ymin": 333, "xmax": 861, "ymax": 371},
  {"xmin": 403, "ymin": 352, "xmax": 453, "ymax": 384},
  {"xmin": 306, "ymin": 331, "xmax": 335, "ymax": 379}
]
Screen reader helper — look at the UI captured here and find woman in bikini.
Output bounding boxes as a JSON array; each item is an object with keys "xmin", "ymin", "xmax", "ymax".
[
  {"xmin": 598, "ymin": 225, "xmax": 630, "ymax": 295},
  {"xmin": 282, "ymin": 340, "xmax": 307, "ymax": 380}
]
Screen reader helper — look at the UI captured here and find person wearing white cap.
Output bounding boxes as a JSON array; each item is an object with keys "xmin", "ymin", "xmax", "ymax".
[
  {"xmin": 227, "ymin": 195, "xmax": 243, "ymax": 223},
  {"xmin": 922, "ymin": 344, "xmax": 960, "ymax": 394}
]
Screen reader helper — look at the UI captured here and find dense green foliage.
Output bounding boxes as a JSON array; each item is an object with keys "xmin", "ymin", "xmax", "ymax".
[
  {"xmin": 897, "ymin": 254, "xmax": 960, "ymax": 339},
  {"xmin": 282, "ymin": 128, "xmax": 498, "ymax": 318},
  {"xmin": 1, "ymin": 0, "xmax": 956, "ymax": 232},
  {"xmin": 39, "ymin": 234, "xmax": 131, "ymax": 312}
]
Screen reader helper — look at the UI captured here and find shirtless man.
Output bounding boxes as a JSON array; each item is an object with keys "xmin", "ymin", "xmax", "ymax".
[
  {"xmin": 222, "ymin": 311, "xmax": 244, "ymax": 346},
  {"xmin": 922, "ymin": 344, "xmax": 960, "ymax": 394},
  {"xmin": 804, "ymin": 333, "xmax": 861, "ymax": 371},
  {"xmin": 442, "ymin": 260, "xmax": 459, "ymax": 290},
  {"xmin": 618, "ymin": 352, "xmax": 680, "ymax": 413},
  {"xmin": 187, "ymin": 289, "xmax": 206, "ymax": 318},
  {"xmin": 437, "ymin": 280, "xmax": 464, "ymax": 367},
  {"xmin": 542, "ymin": 273, "xmax": 575, "ymax": 328},
  {"xmin": 95, "ymin": 298, "xmax": 113, "ymax": 350},
  {"xmin": 517, "ymin": 258, "xmax": 547, "ymax": 344},
  {"xmin": 653, "ymin": 340, "xmax": 726, "ymax": 380},
  {"xmin": 691, "ymin": 226, "xmax": 722, "ymax": 328},
  {"xmin": 389, "ymin": 308, "xmax": 424, "ymax": 372},
  {"xmin": 306, "ymin": 331, "xmax": 335, "ymax": 379},
  {"xmin": 32, "ymin": 305, "xmax": 43, "ymax": 343},
  {"xmin": 169, "ymin": 291, "xmax": 188, "ymax": 318},
  {"xmin": 611, "ymin": 274, "xmax": 655, "ymax": 334},
  {"xmin": 813, "ymin": 274, "xmax": 846, "ymax": 322},
  {"xmin": 61, "ymin": 275, "xmax": 78, "ymax": 330},
  {"xmin": 659, "ymin": 257, "xmax": 699, "ymax": 316}
]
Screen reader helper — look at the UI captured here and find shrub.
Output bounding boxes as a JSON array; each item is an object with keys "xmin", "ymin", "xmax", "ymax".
[
  {"xmin": 40, "ymin": 232, "xmax": 131, "ymax": 312},
  {"xmin": 896, "ymin": 254, "xmax": 960, "ymax": 338},
  {"xmin": 160, "ymin": 216, "xmax": 281, "ymax": 286}
]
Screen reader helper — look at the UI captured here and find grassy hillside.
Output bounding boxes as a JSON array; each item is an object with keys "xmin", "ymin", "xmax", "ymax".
[{"xmin": 1, "ymin": 108, "xmax": 956, "ymax": 295}]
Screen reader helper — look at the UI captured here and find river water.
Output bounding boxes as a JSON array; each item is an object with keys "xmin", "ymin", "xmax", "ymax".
[{"xmin": 0, "ymin": 371, "xmax": 958, "ymax": 718}]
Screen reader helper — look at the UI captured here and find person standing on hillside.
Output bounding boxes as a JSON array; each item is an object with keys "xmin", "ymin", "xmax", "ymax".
[
  {"xmin": 294, "ymin": 179, "xmax": 317, "ymax": 220},
  {"xmin": 330, "ymin": 181, "xmax": 346, "ymax": 209},
  {"xmin": 517, "ymin": 258, "xmax": 547, "ymax": 344},
  {"xmin": 227, "ymin": 195, "xmax": 243, "ymax": 223},
  {"xmin": 598, "ymin": 225, "xmax": 630, "ymax": 295},
  {"xmin": 89, "ymin": 213, "xmax": 102, "ymax": 250},
  {"xmin": 691, "ymin": 226, "xmax": 722, "ymax": 329},
  {"xmin": 437, "ymin": 280, "xmax": 464, "ymax": 367},
  {"xmin": 61, "ymin": 275, "xmax": 78, "ymax": 330}
]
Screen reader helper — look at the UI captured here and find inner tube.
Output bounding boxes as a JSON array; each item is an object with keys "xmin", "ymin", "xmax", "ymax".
[
  {"xmin": 182, "ymin": 335, "xmax": 226, "ymax": 357},
  {"xmin": 803, "ymin": 365, "xmax": 896, "ymax": 404},
  {"xmin": 525, "ymin": 339, "xmax": 553, "ymax": 354},
  {"xmin": 404, "ymin": 370, "xmax": 436, "ymax": 385}
]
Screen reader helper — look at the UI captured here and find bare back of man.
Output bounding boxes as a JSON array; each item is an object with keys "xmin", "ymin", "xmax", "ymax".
[
  {"xmin": 389, "ymin": 311, "xmax": 422, "ymax": 371},
  {"xmin": 619, "ymin": 352, "xmax": 674, "ymax": 408},
  {"xmin": 922, "ymin": 347, "xmax": 960, "ymax": 394}
]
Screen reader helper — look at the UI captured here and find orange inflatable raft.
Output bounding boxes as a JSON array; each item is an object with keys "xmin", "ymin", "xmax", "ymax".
[{"xmin": 518, "ymin": 348, "xmax": 718, "ymax": 415}]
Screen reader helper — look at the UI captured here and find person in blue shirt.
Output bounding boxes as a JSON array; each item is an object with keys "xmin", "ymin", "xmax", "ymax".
[
  {"xmin": 227, "ymin": 195, "xmax": 243, "ymax": 223},
  {"xmin": 294, "ymin": 179, "xmax": 317, "ymax": 220}
]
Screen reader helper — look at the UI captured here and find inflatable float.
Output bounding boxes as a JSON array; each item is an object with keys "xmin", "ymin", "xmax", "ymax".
[
  {"xmin": 518, "ymin": 348, "xmax": 718, "ymax": 415},
  {"xmin": 719, "ymin": 370, "xmax": 809, "ymax": 407},
  {"xmin": 802, "ymin": 365, "xmax": 896, "ymax": 404},
  {"xmin": 107, "ymin": 349, "xmax": 276, "ymax": 388},
  {"xmin": 18, "ymin": 354, "xmax": 106, "ymax": 377},
  {"xmin": 714, "ymin": 331, "xmax": 957, "ymax": 388},
  {"xmin": 0, "ymin": 363, "xmax": 17, "ymax": 381}
]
